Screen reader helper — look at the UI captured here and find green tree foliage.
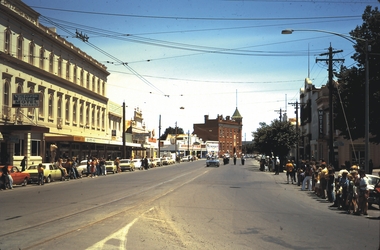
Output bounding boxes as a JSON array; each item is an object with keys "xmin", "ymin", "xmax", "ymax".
[
  {"xmin": 252, "ymin": 120, "xmax": 297, "ymax": 159},
  {"xmin": 335, "ymin": 6, "xmax": 380, "ymax": 143},
  {"xmin": 159, "ymin": 126, "xmax": 185, "ymax": 140}
]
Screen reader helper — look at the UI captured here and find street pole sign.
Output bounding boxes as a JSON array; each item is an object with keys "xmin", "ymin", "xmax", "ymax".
[{"xmin": 12, "ymin": 93, "xmax": 41, "ymax": 108}]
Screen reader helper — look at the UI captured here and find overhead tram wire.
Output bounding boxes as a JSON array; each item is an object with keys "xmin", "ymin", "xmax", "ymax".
[
  {"xmin": 40, "ymin": 15, "xmax": 167, "ymax": 97},
  {"xmin": 40, "ymin": 15, "xmax": 359, "ymax": 38},
  {"xmin": 30, "ymin": 6, "xmax": 361, "ymax": 21}
]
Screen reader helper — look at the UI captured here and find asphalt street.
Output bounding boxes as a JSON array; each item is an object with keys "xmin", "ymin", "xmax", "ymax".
[{"xmin": 0, "ymin": 159, "xmax": 379, "ymax": 250}]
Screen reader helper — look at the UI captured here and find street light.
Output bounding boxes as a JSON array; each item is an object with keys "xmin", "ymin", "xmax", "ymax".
[{"xmin": 282, "ymin": 29, "xmax": 370, "ymax": 173}]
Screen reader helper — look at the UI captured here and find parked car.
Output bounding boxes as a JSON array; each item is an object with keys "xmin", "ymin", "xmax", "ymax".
[
  {"xmin": 119, "ymin": 159, "xmax": 135, "ymax": 172},
  {"xmin": 25, "ymin": 163, "xmax": 64, "ymax": 183},
  {"xmin": 77, "ymin": 160, "xmax": 89, "ymax": 176},
  {"xmin": 153, "ymin": 158, "xmax": 162, "ymax": 167},
  {"xmin": 132, "ymin": 159, "xmax": 143, "ymax": 170},
  {"xmin": 367, "ymin": 174, "xmax": 380, "ymax": 206},
  {"xmin": 105, "ymin": 161, "xmax": 117, "ymax": 174},
  {"xmin": 0, "ymin": 165, "xmax": 30, "ymax": 187}
]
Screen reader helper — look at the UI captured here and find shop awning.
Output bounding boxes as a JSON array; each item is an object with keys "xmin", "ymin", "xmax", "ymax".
[{"xmin": 0, "ymin": 125, "xmax": 49, "ymax": 133}]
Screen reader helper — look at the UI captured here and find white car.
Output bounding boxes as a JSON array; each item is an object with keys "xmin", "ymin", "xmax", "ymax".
[
  {"xmin": 132, "ymin": 159, "xmax": 143, "ymax": 170},
  {"xmin": 77, "ymin": 160, "xmax": 89, "ymax": 176}
]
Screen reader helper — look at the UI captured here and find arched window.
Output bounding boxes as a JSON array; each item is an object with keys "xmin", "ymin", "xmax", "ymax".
[
  {"xmin": 86, "ymin": 73, "xmax": 90, "ymax": 88},
  {"xmin": 29, "ymin": 41, "xmax": 35, "ymax": 65},
  {"xmin": 39, "ymin": 47, "xmax": 45, "ymax": 69},
  {"xmin": 17, "ymin": 35, "xmax": 23, "ymax": 60},
  {"xmin": 79, "ymin": 101, "xmax": 84, "ymax": 124},
  {"xmin": 73, "ymin": 99, "xmax": 77, "ymax": 124},
  {"xmin": 65, "ymin": 97, "xmax": 70, "ymax": 122},
  {"xmin": 58, "ymin": 56, "xmax": 62, "ymax": 77},
  {"xmin": 91, "ymin": 106, "xmax": 95, "ymax": 128},
  {"xmin": 92, "ymin": 76, "xmax": 95, "ymax": 91},
  {"xmin": 3, "ymin": 80, "xmax": 10, "ymax": 118},
  {"xmin": 73, "ymin": 65, "xmax": 77, "ymax": 84},
  {"xmin": 49, "ymin": 52, "xmax": 54, "ymax": 73},
  {"xmin": 28, "ymin": 86, "xmax": 35, "ymax": 116},
  {"xmin": 80, "ymin": 69, "xmax": 84, "ymax": 86},
  {"xmin": 97, "ymin": 108, "xmax": 100, "ymax": 128},
  {"xmin": 66, "ymin": 61, "xmax": 71, "ymax": 80},
  {"xmin": 57, "ymin": 96, "xmax": 62, "ymax": 119},
  {"xmin": 48, "ymin": 93, "xmax": 54, "ymax": 118},
  {"xmin": 4, "ymin": 28, "xmax": 11, "ymax": 54},
  {"xmin": 39, "ymin": 89, "xmax": 45, "ymax": 117},
  {"xmin": 86, "ymin": 104, "xmax": 90, "ymax": 126}
]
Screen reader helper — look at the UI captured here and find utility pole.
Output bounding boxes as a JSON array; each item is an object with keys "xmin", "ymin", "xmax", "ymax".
[
  {"xmin": 274, "ymin": 108, "xmax": 286, "ymax": 121},
  {"xmin": 288, "ymin": 100, "xmax": 305, "ymax": 169},
  {"xmin": 122, "ymin": 102, "xmax": 126, "ymax": 159},
  {"xmin": 158, "ymin": 114, "xmax": 161, "ymax": 159},
  {"xmin": 316, "ymin": 45, "xmax": 344, "ymax": 167}
]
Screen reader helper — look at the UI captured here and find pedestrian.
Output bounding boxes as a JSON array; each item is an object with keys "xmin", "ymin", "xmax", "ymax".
[
  {"xmin": 1, "ymin": 164, "xmax": 12, "ymax": 190},
  {"xmin": 285, "ymin": 160, "xmax": 294, "ymax": 184},
  {"xmin": 302, "ymin": 163, "xmax": 313, "ymax": 191},
  {"xmin": 274, "ymin": 157, "xmax": 280, "ymax": 175},
  {"xmin": 37, "ymin": 163, "xmax": 44, "ymax": 185},
  {"xmin": 20, "ymin": 156, "xmax": 27, "ymax": 172},
  {"xmin": 233, "ymin": 153, "xmax": 237, "ymax": 165},
  {"xmin": 327, "ymin": 167, "xmax": 336, "ymax": 205},
  {"xmin": 241, "ymin": 154, "xmax": 245, "ymax": 165},
  {"xmin": 338, "ymin": 170, "xmax": 349, "ymax": 210},
  {"xmin": 320, "ymin": 163, "xmax": 328, "ymax": 199},
  {"xmin": 358, "ymin": 169, "xmax": 369, "ymax": 215},
  {"xmin": 114, "ymin": 158, "xmax": 120, "ymax": 173}
]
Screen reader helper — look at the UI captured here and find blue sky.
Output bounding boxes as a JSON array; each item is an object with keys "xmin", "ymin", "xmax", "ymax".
[{"xmin": 23, "ymin": 0, "xmax": 378, "ymax": 140}]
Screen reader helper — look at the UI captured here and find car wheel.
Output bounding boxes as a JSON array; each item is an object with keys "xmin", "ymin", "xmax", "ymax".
[
  {"xmin": 22, "ymin": 178, "xmax": 28, "ymax": 186},
  {"xmin": 46, "ymin": 175, "xmax": 51, "ymax": 183}
]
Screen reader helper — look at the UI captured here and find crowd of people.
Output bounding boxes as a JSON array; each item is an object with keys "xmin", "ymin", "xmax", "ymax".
[{"xmin": 282, "ymin": 159, "xmax": 378, "ymax": 216}]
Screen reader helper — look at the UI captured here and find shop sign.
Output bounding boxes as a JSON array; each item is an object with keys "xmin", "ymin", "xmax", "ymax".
[{"xmin": 12, "ymin": 93, "xmax": 41, "ymax": 108}]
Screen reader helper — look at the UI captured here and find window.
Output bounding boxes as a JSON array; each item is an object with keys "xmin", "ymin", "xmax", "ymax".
[
  {"xmin": 79, "ymin": 101, "xmax": 84, "ymax": 124},
  {"xmin": 39, "ymin": 89, "xmax": 44, "ymax": 117},
  {"xmin": 73, "ymin": 65, "xmax": 77, "ymax": 84},
  {"xmin": 86, "ymin": 73, "xmax": 90, "ymax": 88},
  {"xmin": 86, "ymin": 104, "xmax": 90, "ymax": 126},
  {"xmin": 48, "ymin": 93, "xmax": 54, "ymax": 118},
  {"xmin": 97, "ymin": 79, "xmax": 101, "ymax": 93},
  {"xmin": 92, "ymin": 105, "xmax": 95, "ymax": 127},
  {"xmin": 49, "ymin": 52, "xmax": 54, "ymax": 73},
  {"xmin": 102, "ymin": 81, "xmax": 105, "ymax": 95},
  {"xmin": 80, "ymin": 70, "xmax": 84, "ymax": 86},
  {"xmin": 17, "ymin": 35, "xmax": 23, "ymax": 59},
  {"xmin": 27, "ymin": 85, "xmax": 35, "ymax": 116},
  {"xmin": 73, "ymin": 99, "xmax": 77, "ymax": 124},
  {"xmin": 39, "ymin": 47, "xmax": 45, "ymax": 69},
  {"xmin": 92, "ymin": 76, "xmax": 95, "ymax": 91},
  {"xmin": 58, "ymin": 56, "xmax": 62, "ymax": 77},
  {"xmin": 57, "ymin": 95, "xmax": 62, "ymax": 119},
  {"xmin": 31, "ymin": 140, "xmax": 41, "ymax": 156},
  {"xmin": 29, "ymin": 41, "xmax": 35, "ymax": 65},
  {"xmin": 3, "ymin": 80, "xmax": 10, "ymax": 118},
  {"xmin": 65, "ymin": 97, "xmax": 70, "ymax": 122},
  {"xmin": 66, "ymin": 61, "xmax": 71, "ymax": 80},
  {"xmin": 4, "ymin": 28, "xmax": 11, "ymax": 54},
  {"xmin": 97, "ymin": 108, "xmax": 100, "ymax": 128}
]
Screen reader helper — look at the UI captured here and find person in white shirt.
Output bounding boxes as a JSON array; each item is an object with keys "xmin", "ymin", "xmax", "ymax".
[{"xmin": 358, "ymin": 169, "xmax": 369, "ymax": 215}]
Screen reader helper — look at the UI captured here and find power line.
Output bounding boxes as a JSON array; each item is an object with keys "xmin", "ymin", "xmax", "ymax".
[{"xmin": 30, "ymin": 6, "xmax": 361, "ymax": 21}]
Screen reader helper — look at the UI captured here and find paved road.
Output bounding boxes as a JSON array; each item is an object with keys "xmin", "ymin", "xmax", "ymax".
[{"xmin": 0, "ymin": 159, "xmax": 379, "ymax": 249}]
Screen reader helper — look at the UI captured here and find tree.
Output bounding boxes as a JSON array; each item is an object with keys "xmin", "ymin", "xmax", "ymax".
[
  {"xmin": 159, "ymin": 126, "xmax": 184, "ymax": 140},
  {"xmin": 335, "ymin": 6, "xmax": 380, "ymax": 143},
  {"xmin": 252, "ymin": 120, "xmax": 297, "ymax": 161}
]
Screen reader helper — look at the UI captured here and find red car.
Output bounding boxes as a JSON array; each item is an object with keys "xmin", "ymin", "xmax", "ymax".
[{"xmin": 0, "ymin": 165, "xmax": 30, "ymax": 187}]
